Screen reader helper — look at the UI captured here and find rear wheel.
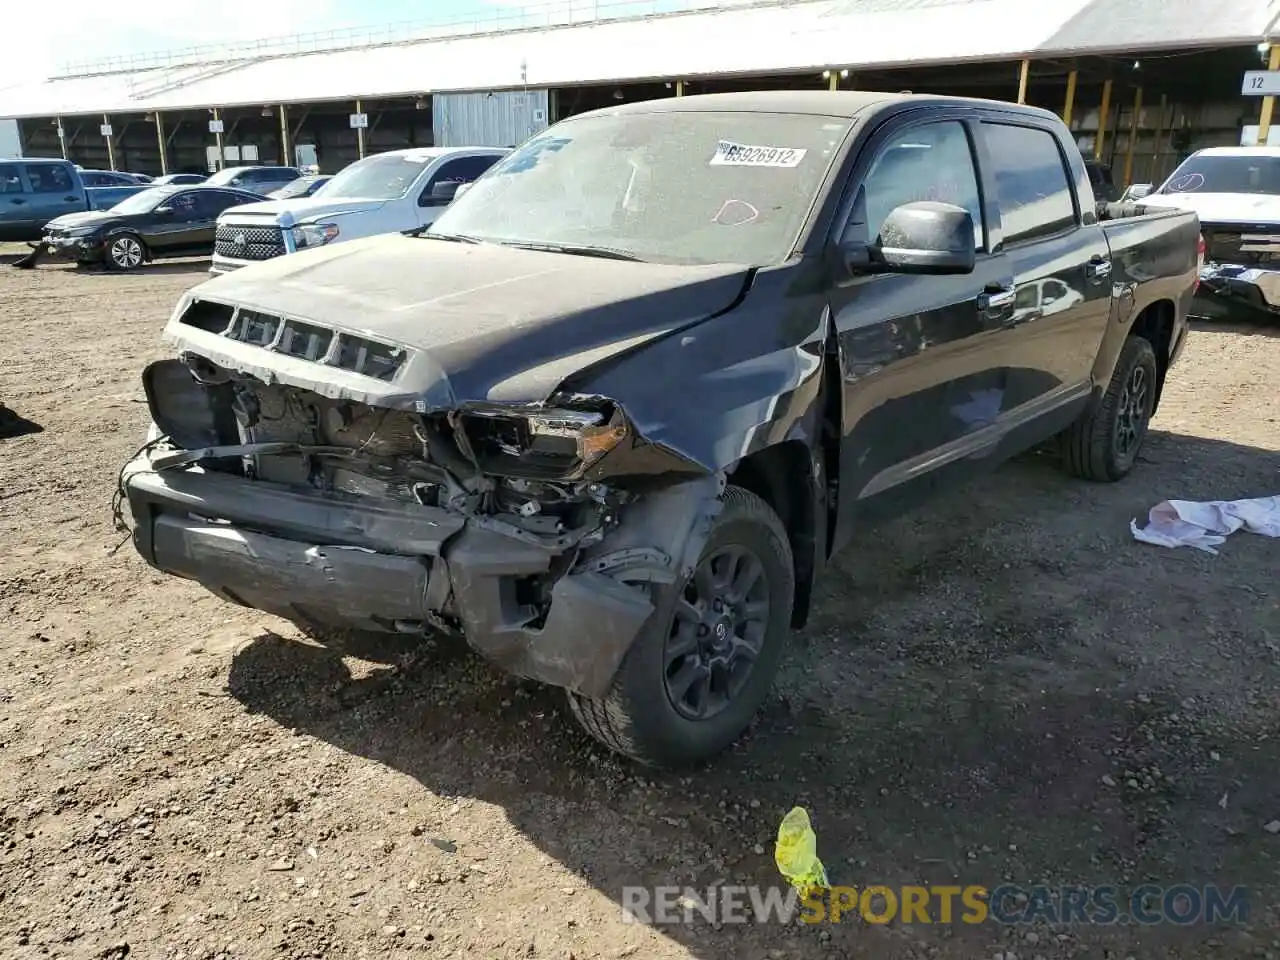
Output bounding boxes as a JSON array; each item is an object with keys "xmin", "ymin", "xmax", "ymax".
[
  {"xmin": 1058, "ymin": 335, "xmax": 1158, "ymax": 482},
  {"xmin": 567, "ymin": 485, "xmax": 794, "ymax": 767},
  {"xmin": 106, "ymin": 234, "xmax": 145, "ymax": 271}
]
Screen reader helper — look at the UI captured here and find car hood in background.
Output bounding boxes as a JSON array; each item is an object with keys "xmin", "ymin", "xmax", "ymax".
[
  {"xmin": 45, "ymin": 210, "xmax": 121, "ymax": 232},
  {"xmin": 1141, "ymin": 192, "xmax": 1280, "ymax": 225}
]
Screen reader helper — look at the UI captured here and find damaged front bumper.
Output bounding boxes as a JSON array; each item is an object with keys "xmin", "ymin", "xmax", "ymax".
[
  {"xmin": 1195, "ymin": 262, "xmax": 1280, "ymax": 322},
  {"xmin": 121, "ymin": 449, "xmax": 719, "ymax": 699},
  {"xmin": 39, "ymin": 233, "xmax": 105, "ymax": 262}
]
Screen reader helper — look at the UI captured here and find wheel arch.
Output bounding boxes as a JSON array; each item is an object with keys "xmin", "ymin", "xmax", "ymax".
[
  {"xmin": 1128, "ymin": 298, "xmax": 1176, "ymax": 415},
  {"xmin": 727, "ymin": 439, "xmax": 821, "ymax": 629}
]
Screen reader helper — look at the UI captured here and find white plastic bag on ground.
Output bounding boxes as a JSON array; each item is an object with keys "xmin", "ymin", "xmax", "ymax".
[{"xmin": 1131, "ymin": 497, "xmax": 1280, "ymax": 555}]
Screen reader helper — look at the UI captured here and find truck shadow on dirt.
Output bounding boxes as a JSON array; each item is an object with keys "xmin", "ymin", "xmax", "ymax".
[
  {"xmin": 0, "ymin": 405, "xmax": 43, "ymax": 440},
  {"xmin": 225, "ymin": 431, "xmax": 1278, "ymax": 958}
]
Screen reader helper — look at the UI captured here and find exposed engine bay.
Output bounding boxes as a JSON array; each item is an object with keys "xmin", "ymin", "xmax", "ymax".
[{"xmin": 122, "ymin": 349, "xmax": 723, "ymax": 700}]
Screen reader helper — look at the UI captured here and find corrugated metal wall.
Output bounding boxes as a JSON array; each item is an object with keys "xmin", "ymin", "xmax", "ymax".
[{"xmin": 432, "ymin": 90, "xmax": 551, "ymax": 148}]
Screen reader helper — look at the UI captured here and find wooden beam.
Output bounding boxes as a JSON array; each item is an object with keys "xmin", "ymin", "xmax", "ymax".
[
  {"xmin": 1017, "ymin": 58, "xmax": 1030, "ymax": 104},
  {"xmin": 356, "ymin": 99, "xmax": 366, "ymax": 159},
  {"xmin": 1122, "ymin": 86, "xmax": 1143, "ymax": 187},
  {"xmin": 212, "ymin": 108, "xmax": 224, "ymax": 171},
  {"xmin": 279, "ymin": 105, "xmax": 291, "ymax": 166},
  {"xmin": 1062, "ymin": 69, "xmax": 1077, "ymax": 126},
  {"xmin": 1259, "ymin": 45, "xmax": 1280, "ymax": 144},
  {"xmin": 1094, "ymin": 79, "xmax": 1113, "ymax": 161},
  {"xmin": 103, "ymin": 114, "xmax": 116, "ymax": 170},
  {"xmin": 154, "ymin": 112, "xmax": 169, "ymax": 175}
]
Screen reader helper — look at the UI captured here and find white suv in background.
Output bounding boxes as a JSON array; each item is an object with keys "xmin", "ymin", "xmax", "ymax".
[{"xmin": 209, "ymin": 147, "xmax": 508, "ymax": 275}]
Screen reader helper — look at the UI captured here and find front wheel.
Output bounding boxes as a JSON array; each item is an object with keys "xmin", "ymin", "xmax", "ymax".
[
  {"xmin": 106, "ymin": 234, "xmax": 145, "ymax": 271},
  {"xmin": 567, "ymin": 485, "xmax": 795, "ymax": 767},
  {"xmin": 1057, "ymin": 335, "xmax": 1158, "ymax": 482}
]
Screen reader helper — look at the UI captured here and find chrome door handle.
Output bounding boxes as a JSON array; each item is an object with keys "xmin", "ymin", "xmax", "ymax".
[
  {"xmin": 1087, "ymin": 257, "xmax": 1112, "ymax": 279},
  {"xmin": 978, "ymin": 286, "xmax": 1016, "ymax": 311}
]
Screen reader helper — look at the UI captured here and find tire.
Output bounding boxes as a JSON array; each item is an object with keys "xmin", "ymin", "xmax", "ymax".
[
  {"xmin": 1058, "ymin": 335, "xmax": 1158, "ymax": 482},
  {"xmin": 106, "ymin": 234, "xmax": 145, "ymax": 272},
  {"xmin": 567, "ymin": 485, "xmax": 795, "ymax": 768}
]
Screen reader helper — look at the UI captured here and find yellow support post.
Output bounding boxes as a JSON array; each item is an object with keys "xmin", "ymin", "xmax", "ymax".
[
  {"xmin": 1122, "ymin": 86, "xmax": 1143, "ymax": 187},
  {"xmin": 1063, "ymin": 69, "xmax": 1078, "ymax": 126},
  {"xmin": 675, "ymin": 80, "xmax": 684, "ymax": 97},
  {"xmin": 155, "ymin": 112, "xmax": 169, "ymax": 175},
  {"xmin": 356, "ymin": 99, "xmax": 366, "ymax": 159},
  {"xmin": 213, "ymin": 108, "xmax": 224, "ymax": 171},
  {"xmin": 55, "ymin": 116, "xmax": 68, "ymax": 159},
  {"xmin": 1095, "ymin": 79, "xmax": 1113, "ymax": 160},
  {"xmin": 1017, "ymin": 58, "xmax": 1030, "ymax": 104},
  {"xmin": 1259, "ymin": 45, "xmax": 1280, "ymax": 145},
  {"xmin": 102, "ymin": 114, "xmax": 116, "ymax": 170},
  {"xmin": 279, "ymin": 105, "xmax": 291, "ymax": 166},
  {"xmin": 829, "ymin": 70, "xmax": 838, "ymax": 92}
]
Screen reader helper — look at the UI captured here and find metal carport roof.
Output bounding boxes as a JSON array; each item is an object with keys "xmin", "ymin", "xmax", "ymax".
[{"xmin": 0, "ymin": 0, "xmax": 1274, "ymax": 119}]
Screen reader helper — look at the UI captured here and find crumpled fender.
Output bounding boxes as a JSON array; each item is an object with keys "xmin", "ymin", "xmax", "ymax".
[{"xmin": 445, "ymin": 475, "xmax": 725, "ymax": 699}]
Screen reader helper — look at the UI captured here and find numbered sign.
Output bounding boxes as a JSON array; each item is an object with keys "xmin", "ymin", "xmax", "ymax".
[
  {"xmin": 349, "ymin": 113, "xmax": 369, "ymax": 129},
  {"xmin": 1242, "ymin": 71, "xmax": 1280, "ymax": 95},
  {"xmin": 209, "ymin": 119, "xmax": 225, "ymax": 133},
  {"xmin": 99, "ymin": 124, "xmax": 113, "ymax": 137}
]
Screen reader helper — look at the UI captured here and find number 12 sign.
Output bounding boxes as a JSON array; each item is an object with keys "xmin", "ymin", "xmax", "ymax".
[{"xmin": 1242, "ymin": 71, "xmax": 1280, "ymax": 95}]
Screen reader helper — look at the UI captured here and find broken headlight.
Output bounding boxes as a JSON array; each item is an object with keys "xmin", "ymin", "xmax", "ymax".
[{"xmin": 458, "ymin": 404, "xmax": 628, "ymax": 480}]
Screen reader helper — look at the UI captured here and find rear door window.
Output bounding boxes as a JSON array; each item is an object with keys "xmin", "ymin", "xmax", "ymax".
[
  {"xmin": 0, "ymin": 163, "xmax": 26, "ymax": 194},
  {"xmin": 421, "ymin": 155, "xmax": 503, "ymax": 202},
  {"xmin": 980, "ymin": 123, "xmax": 1077, "ymax": 244},
  {"xmin": 197, "ymin": 190, "xmax": 251, "ymax": 217},
  {"xmin": 24, "ymin": 164, "xmax": 73, "ymax": 194}
]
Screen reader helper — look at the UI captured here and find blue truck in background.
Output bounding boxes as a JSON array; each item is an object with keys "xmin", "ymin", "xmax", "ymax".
[{"xmin": 0, "ymin": 157, "xmax": 149, "ymax": 242}]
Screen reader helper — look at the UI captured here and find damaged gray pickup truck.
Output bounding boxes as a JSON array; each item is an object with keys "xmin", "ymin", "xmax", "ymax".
[{"xmin": 119, "ymin": 92, "xmax": 1201, "ymax": 767}]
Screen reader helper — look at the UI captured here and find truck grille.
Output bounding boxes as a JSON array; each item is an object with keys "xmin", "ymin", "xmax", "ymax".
[{"xmin": 214, "ymin": 224, "xmax": 285, "ymax": 261}]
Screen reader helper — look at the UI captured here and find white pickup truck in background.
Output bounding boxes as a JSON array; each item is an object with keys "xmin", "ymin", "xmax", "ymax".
[{"xmin": 210, "ymin": 146, "xmax": 509, "ymax": 275}]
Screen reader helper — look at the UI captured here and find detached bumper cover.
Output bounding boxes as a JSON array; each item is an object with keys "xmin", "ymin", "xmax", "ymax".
[
  {"xmin": 1196, "ymin": 263, "xmax": 1280, "ymax": 320},
  {"xmin": 41, "ymin": 234, "xmax": 103, "ymax": 261},
  {"xmin": 122, "ymin": 456, "xmax": 717, "ymax": 698}
]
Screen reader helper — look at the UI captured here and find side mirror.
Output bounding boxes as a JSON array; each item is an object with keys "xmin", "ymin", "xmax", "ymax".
[
  {"xmin": 155, "ymin": 206, "xmax": 173, "ymax": 215},
  {"xmin": 863, "ymin": 201, "xmax": 976, "ymax": 275},
  {"xmin": 1122, "ymin": 183, "xmax": 1154, "ymax": 201}
]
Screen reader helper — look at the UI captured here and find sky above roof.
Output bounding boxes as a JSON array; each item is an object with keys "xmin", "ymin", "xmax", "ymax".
[{"xmin": 2, "ymin": 0, "xmax": 684, "ymax": 89}]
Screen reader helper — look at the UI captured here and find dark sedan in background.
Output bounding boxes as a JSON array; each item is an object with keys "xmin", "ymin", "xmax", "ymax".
[
  {"xmin": 204, "ymin": 165, "xmax": 302, "ymax": 196},
  {"xmin": 39, "ymin": 184, "xmax": 261, "ymax": 270}
]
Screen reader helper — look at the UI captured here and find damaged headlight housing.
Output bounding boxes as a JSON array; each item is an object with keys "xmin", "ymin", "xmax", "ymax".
[
  {"xmin": 459, "ymin": 404, "xmax": 629, "ymax": 480},
  {"xmin": 291, "ymin": 222, "xmax": 340, "ymax": 249}
]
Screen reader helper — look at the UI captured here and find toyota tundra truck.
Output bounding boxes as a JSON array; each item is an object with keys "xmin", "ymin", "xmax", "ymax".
[
  {"xmin": 209, "ymin": 147, "xmax": 507, "ymax": 275},
  {"xmin": 118, "ymin": 92, "xmax": 1201, "ymax": 767}
]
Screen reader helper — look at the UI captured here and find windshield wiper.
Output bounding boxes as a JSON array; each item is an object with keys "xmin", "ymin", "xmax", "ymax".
[
  {"xmin": 498, "ymin": 240, "xmax": 645, "ymax": 262},
  {"xmin": 408, "ymin": 228, "xmax": 483, "ymax": 241}
]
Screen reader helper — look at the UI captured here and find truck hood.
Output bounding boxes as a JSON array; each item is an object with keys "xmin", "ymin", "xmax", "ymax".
[
  {"xmin": 1141, "ymin": 192, "xmax": 1280, "ymax": 226},
  {"xmin": 220, "ymin": 196, "xmax": 387, "ymax": 226},
  {"xmin": 171, "ymin": 234, "xmax": 751, "ymax": 409}
]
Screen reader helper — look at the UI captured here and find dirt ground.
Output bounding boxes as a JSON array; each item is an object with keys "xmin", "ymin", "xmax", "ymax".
[{"xmin": 1, "ymin": 255, "xmax": 1278, "ymax": 960}]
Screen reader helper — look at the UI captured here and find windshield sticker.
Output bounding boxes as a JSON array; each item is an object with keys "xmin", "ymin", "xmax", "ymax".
[
  {"xmin": 709, "ymin": 141, "xmax": 808, "ymax": 168},
  {"xmin": 1167, "ymin": 172, "xmax": 1205, "ymax": 192}
]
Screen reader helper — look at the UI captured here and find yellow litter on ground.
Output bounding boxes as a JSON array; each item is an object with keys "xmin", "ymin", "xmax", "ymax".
[{"xmin": 774, "ymin": 806, "xmax": 829, "ymax": 899}]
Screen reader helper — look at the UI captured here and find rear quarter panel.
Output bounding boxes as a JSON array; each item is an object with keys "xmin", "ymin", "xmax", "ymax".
[{"xmin": 1090, "ymin": 207, "xmax": 1200, "ymax": 390}]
